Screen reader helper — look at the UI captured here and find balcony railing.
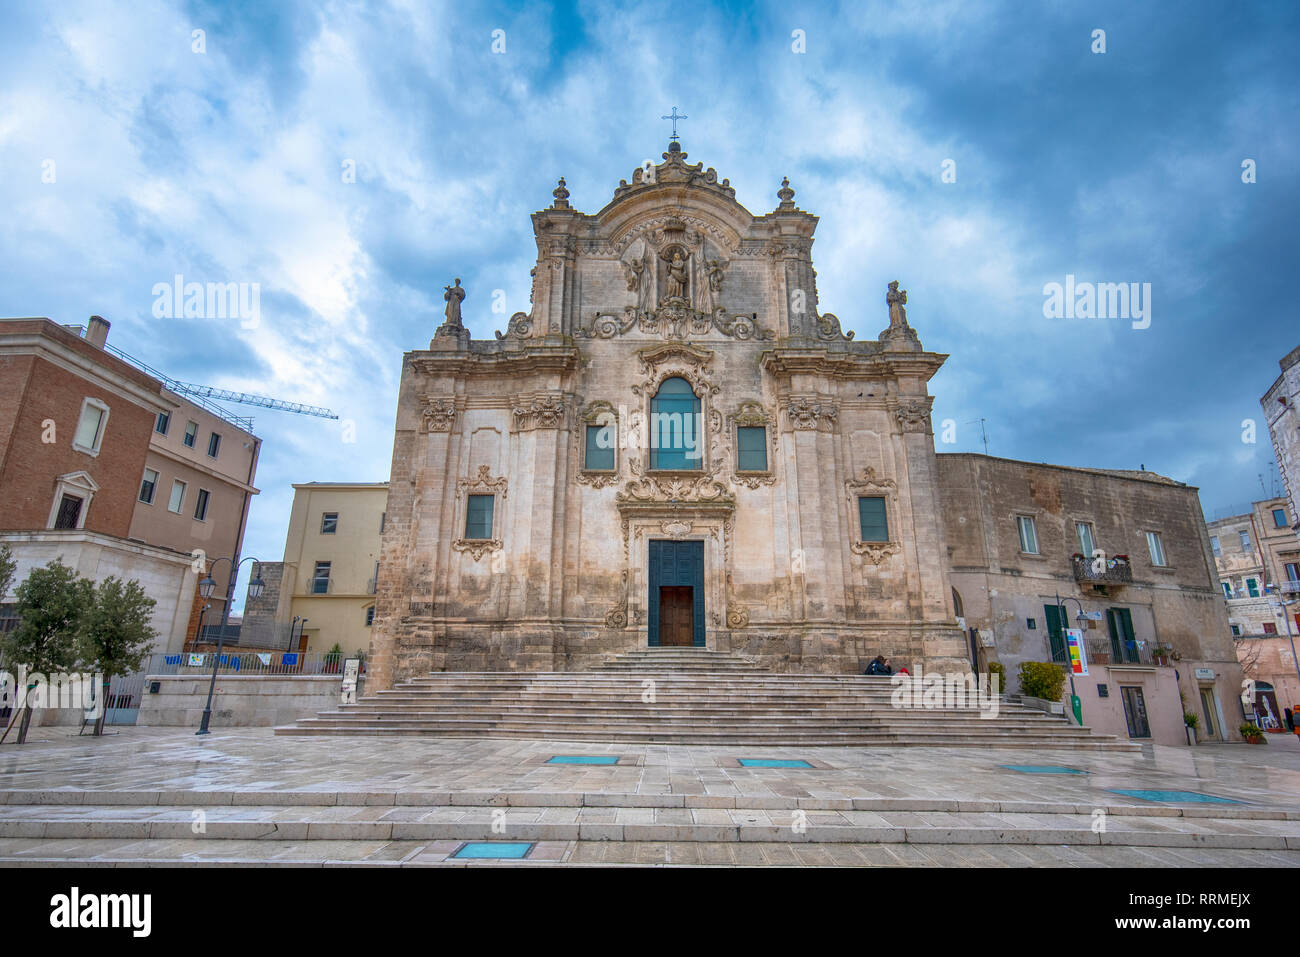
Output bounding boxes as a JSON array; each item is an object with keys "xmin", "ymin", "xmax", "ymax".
[
  {"xmin": 1084, "ymin": 635, "xmax": 1159, "ymax": 666},
  {"xmin": 1071, "ymin": 554, "xmax": 1133, "ymax": 585},
  {"xmin": 1279, "ymin": 581, "xmax": 1300, "ymax": 595}
]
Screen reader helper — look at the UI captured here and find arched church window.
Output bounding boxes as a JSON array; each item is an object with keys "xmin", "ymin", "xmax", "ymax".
[{"xmin": 650, "ymin": 377, "xmax": 702, "ymax": 471}]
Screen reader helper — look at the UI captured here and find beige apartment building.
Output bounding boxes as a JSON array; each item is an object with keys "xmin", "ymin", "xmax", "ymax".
[
  {"xmin": 1263, "ymin": 344, "xmax": 1300, "ymax": 546},
  {"xmin": 1210, "ymin": 497, "xmax": 1300, "ymax": 728},
  {"xmin": 241, "ymin": 482, "xmax": 388, "ymax": 656},
  {"xmin": 128, "ymin": 388, "xmax": 260, "ymax": 634},
  {"xmin": 1208, "ymin": 497, "xmax": 1300, "ymax": 636}
]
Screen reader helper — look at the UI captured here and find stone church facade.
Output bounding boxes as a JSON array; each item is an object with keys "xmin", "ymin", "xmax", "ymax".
[{"xmin": 366, "ymin": 141, "xmax": 970, "ymax": 690}]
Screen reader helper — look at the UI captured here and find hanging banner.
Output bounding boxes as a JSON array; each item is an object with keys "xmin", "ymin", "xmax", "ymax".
[
  {"xmin": 1066, "ymin": 628, "xmax": 1089, "ymax": 676},
  {"xmin": 187, "ymin": 653, "xmax": 205, "ymax": 667}
]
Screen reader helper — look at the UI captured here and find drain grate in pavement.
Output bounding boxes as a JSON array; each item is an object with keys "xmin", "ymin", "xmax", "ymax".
[
  {"xmin": 999, "ymin": 765, "xmax": 1087, "ymax": 774},
  {"xmin": 1107, "ymin": 789, "xmax": 1241, "ymax": 804},
  {"xmin": 452, "ymin": 842, "xmax": 535, "ymax": 859}
]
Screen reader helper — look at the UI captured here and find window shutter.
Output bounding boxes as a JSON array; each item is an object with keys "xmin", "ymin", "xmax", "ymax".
[{"xmin": 858, "ymin": 496, "xmax": 889, "ymax": 542}]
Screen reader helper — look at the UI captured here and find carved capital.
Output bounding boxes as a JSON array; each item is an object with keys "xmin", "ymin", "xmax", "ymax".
[
  {"xmin": 895, "ymin": 397, "xmax": 933, "ymax": 433},
  {"xmin": 512, "ymin": 393, "xmax": 566, "ymax": 431},
  {"xmin": 786, "ymin": 396, "xmax": 839, "ymax": 431},
  {"xmin": 419, "ymin": 395, "xmax": 457, "ymax": 433}
]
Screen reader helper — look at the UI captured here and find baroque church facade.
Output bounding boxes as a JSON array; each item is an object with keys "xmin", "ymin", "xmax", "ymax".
[{"xmin": 366, "ymin": 141, "xmax": 971, "ymax": 690}]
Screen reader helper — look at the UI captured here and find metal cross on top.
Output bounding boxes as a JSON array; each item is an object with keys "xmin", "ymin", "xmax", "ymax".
[{"xmin": 661, "ymin": 106, "xmax": 687, "ymax": 142}]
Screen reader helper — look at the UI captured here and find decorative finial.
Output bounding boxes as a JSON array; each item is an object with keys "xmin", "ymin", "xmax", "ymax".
[
  {"xmin": 552, "ymin": 177, "xmax": 570, "ymax": 209},
  {"xmin": 777, "ymin": 176, "xmax": 795, "ymax": 209}
]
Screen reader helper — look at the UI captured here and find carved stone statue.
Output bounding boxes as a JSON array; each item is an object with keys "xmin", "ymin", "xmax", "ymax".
[
  {"xmin": 625, "ymin": 258, "xmax": 644, "ymax": 292},
  {"xmin": 444, "ymin": 278, "xmax": 466, "ymax": 327},
  {"xmin": 886, "ymin": 280, "xmax": 908, "ymax": 330},
  {"xmin": 666, "ymin": 253, "xmax": 689, "ymax": 300},
  {"xmin": 697, "ymin": 258, "xmax": 725, "ymax": 315}
]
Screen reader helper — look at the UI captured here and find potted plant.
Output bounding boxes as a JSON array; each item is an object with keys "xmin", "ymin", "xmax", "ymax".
[
  {"xmin": 1240, "ymin": 723, "xmax": 1266, "ymax": 745},
  {"xmin": 323, "ymin": 642, "xmax": 343, "ymax": 674},
  {"xmin": 1151, "ymin": 644, "xmax": 1174, "ymax": 666},
  {"xmin": 1184, "ymin": 711, "xmax": 1200, "ymax": 744}
]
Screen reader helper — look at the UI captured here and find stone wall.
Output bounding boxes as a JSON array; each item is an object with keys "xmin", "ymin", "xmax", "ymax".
[
  {"xmin": 136, "ymin": 673, "xmax": 356, "ymax": 728},
  {"xmin": 937, "ymin": 452, "xmax": 1244, "ymax": 742}
]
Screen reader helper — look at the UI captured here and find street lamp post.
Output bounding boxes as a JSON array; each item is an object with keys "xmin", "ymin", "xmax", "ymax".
[
  {"xmin": 196, "ymin": 556, "xmax": 264, "ymax": 736},
  {"xmin": 1054, "ymin": 591, "xmax": 1091, "ymax": 727}
]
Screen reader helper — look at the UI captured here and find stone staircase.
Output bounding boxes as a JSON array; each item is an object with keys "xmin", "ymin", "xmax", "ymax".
[
  {"xmin": 277, "ymin": 649, "xmax": 1137, "ymax": 750},
  {"xmin": 2, "ymin": 787, "xmax": 1293, "ymax": 866}
]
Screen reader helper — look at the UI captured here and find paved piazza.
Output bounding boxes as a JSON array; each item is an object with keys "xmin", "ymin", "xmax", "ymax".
[{"xmin": 2, "ymin": 728, "xmax": 1300, "ymax": 866}]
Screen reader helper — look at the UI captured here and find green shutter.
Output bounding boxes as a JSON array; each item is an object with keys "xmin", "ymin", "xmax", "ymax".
[
  {"xmin": 585, "ymin": 425, "xmax": 614, "ymax": 471},
  {"xmin": 737, "ymin": 426, "xmax": 767, "ymax": 471},
  {"xmin": 465, "ymin": 495, "xmax": 494, "ymax": 539},
  {"xmin": 858, "ymin": 497, "xmax": 888, "ymax": 542},
  {"xmin": 1044, "ymin": 603, "xmax": 1067, "ymax": 664}
]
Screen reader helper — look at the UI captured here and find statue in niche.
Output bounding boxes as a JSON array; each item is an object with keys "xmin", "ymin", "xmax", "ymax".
[
  {"xmin": 444, "ymin": 278, "xmax": 466, "ymax": 327},
  {"xmin": 665, "ymin": 251, "xmax": 689, "ymax": 300}
]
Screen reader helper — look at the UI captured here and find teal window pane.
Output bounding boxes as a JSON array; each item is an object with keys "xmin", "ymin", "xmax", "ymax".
[
  {"xmin": 737, "ymin": 426, "xmax": 767, "ymax": 471},
  {"xmin": 650, "ymin": 377, "xmax": 701, "ymax": 471},
  {"xmin": 465, "ymin": 494, "xmax": 494, "ymax": 539},
  {"xmin": 858, "ymin": 496, "xmax": 888, "ymax": 542},
  {"xmin": 585, "ymin": 424, "xmax": 615, "ymax": 470}
]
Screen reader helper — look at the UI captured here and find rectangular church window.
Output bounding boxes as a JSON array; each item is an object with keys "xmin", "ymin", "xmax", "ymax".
[
  {"xmin": 585, "ymin": 424, "xmax": 615, "ymax": 471},
  {"xmin": 737, "ymin": 426, "xmax": 767, "ymax": 472},
  {"xmin": 858, "ymin": 496, "xmax": 888, "ymax": 542},
  {"xmin": 465, "ymin": 495, "xmax": 495, "ymax": 540}
]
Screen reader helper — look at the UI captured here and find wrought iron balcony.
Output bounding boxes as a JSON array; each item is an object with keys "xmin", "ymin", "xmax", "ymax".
[
  {"xmin": 1071, "ymin": 554, "xmax": 1133, "ymax": 585},
  {"xmin": 1084, "ymin": 634, "xmax": 1159, "ymax": 666}
]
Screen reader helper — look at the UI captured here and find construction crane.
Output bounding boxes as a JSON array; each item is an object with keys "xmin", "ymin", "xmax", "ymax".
[
  {"xmin": 163, "ymin": 381, "xmax": 338, "ymax": 420},
  {"xmin": 101, "ymin": 340, "xmax": 339, "ymax": 428}
]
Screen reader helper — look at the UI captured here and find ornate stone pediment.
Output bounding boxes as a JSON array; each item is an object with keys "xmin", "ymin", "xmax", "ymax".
[
  {"xmin": 575, "ymin": 303, "xmax": 770, "ymax": 342},
  {"xmin": 418, "ymin": 395, "xmax": 456, "ymax": 433},
  {"xmin": 458, "ymin": 465, "xmax": 508, "ymax": 498},
  {"xmin": 512, "ymin": 393, "xmax": 566, "ymax": 431},
  {"xmin": 846, "ymin": 466, "xmax": 897, "ymax": 495},
  {"xmin": 616, "ymin": 473, "xmax": 735, "ymax": 506}
]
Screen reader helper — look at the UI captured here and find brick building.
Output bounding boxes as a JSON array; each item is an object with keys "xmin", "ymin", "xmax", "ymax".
[{"xmin": 0, "ymin": 315, "xmax": 258, "ymax": 655}]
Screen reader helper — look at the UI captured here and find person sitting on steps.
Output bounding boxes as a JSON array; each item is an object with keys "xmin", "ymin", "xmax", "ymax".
[{"xmin": 864, "ymin": 655, "xmax": 893, "ymax": 676}]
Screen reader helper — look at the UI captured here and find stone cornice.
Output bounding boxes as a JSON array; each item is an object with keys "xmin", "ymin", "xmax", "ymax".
[
  {"xmin": 760, "ymin": 347, "xmax": 948, "ymax": 382},
  {"xmin": 407, "ymin": 345, "xmax": 580, "ymax": 378}
]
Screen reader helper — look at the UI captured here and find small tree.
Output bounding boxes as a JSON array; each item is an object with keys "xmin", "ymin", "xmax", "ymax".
[
  {"xmin": 0, "ymin": 560, "xmax": 92, "ymax": 743},
  {"xmin": 0, "ymin": 544, "xmax": 15, "ymax": 600},
  {"xmin": 79, "ymin": 576, "xmax": 157, "ymax": 736}
]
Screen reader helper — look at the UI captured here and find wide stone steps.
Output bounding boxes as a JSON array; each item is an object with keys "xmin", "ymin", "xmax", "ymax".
[
  {"xmin": 278, "ymin": 665, "xmax": 1136, "ymax": 750},
  {"xmin": 0, "ymin": 790, "xmax": 1292, "ymax": 858}
]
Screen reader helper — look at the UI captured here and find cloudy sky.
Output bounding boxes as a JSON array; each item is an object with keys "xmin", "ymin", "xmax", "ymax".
[{"xmin": 2, "ymin": 0, "xmax": 1296, "ymax": 598}]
